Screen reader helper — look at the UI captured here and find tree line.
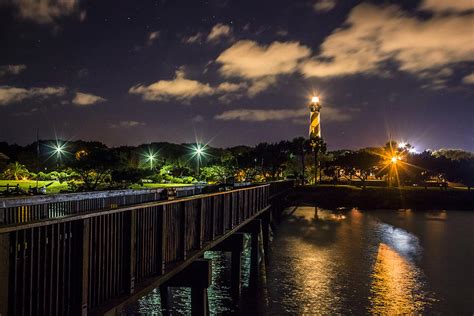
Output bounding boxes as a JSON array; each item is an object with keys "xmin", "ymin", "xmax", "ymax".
[{"xmin": 0, "ymin": 138, "xmax": 473, "ymax": 191}]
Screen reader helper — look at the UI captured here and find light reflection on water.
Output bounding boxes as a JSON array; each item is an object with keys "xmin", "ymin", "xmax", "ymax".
[
  {"xmin": 124, "ymin": 207, "xmax": 473, "ymax": 315},
  {"xmin": 265, "ymin": 207, "xmax": 440, "ymax": 314},
  {"xmin": 369, "ymin": 243, "xmax": 431, "ymax": 314}
]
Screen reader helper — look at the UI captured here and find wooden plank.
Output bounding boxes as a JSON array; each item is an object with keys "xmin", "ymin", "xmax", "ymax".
[
  {"xmin": 129, "ymin": 210, "xmax": 137, "ymax": 294},
  {"xmin": 81, "ymin": 219, "xmax": 90, "ymax": 316},
  {"xmin": 0, "ymin": 233, "xmax": 10, "ymax": 316}
]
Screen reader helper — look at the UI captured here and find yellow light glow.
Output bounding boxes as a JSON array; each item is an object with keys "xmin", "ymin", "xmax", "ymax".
[
  {"xmin": 311, "ymin": 96, "xmax": 320, "ymax": 103},
  {"xmin": 369, "ymin": 243, "xmax": 427, "ymax": 314},
  {"xmin": 391, "ymin": 157, "xmax": 398, "ymax": 164}
]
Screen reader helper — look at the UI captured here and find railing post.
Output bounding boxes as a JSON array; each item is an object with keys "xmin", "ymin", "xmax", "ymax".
[
  {"xmin": 159, "ymin": 208, "xmax": 166, "ymax": 274},
  {"xmin": 181, "ymin": 203, "xmax": 187, "ymax": 260},
  {"xmin": 0, "ymin": 233, "xmax": 10, "ymax": 316},
  {"xmin": 126, "ymin": 210, "xmax": 137, "ymax": 294},
  {"xmin": 198, "ymin": 199, "xmax": 204, "ymax": 249},
  {"xmin": 80, "ymin": 219, "xmax": 90, "ymax": 316}
]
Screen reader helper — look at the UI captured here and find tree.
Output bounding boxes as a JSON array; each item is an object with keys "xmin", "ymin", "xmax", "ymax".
[
  {"xmin": 111, "ymin": 168, "xmax": 148, "ymax": 188},
  {"xmin": 330, "ymin": 150, "xmax": 381, "ymax": 188},
  {"xmin": 200, "ymin": 165, "xmax": 232, "ymax": 183},
  {"xmin": 289, "ymin": 137, "xmax": 311, "ymax": 183},
  {"xmin": 2, "ymin": 162, "xmax": 29, "ymax": 180},
  {"xmin": 432, "ymin": 149, "xmax": 474, "ymax": 161},
  {"xmin": 309, "ymin": 136, "xmax": 327, "ymax": 184},
  {"xmin": 70, "ymin": 149, "xmax": 120, "ymax": 191},
  {"xmin": 443, "ymin": 158, "xmax": 474, "ymax": 190}
]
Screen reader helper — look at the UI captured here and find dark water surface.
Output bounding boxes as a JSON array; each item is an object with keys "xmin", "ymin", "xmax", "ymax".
[{"xmin": 124, "ymin": 207, "xmax": 474, "ymax": 315}]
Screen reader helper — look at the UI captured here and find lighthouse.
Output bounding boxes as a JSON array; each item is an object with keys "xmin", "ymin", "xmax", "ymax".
[{"xmin": 309, "ymin": 96, "xmax": 322, "ymax": 139}]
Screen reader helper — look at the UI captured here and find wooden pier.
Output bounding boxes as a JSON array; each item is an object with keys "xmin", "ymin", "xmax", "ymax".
[{"xmin": 0, "ymin": 181, "xmax": 293, "ymax": 315}]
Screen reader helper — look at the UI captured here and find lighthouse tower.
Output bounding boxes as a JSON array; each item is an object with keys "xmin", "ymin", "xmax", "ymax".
[{"xmin": 309, "ymin": 96, "xmax": 322, "ymax": 139}]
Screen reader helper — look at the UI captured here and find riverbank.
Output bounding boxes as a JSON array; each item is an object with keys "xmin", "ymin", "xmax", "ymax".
[{"xmin": 288, "ymin": 185, "xmax": 474, "ymax": 210}]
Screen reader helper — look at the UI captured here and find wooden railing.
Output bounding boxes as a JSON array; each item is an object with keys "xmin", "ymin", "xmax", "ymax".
[
  {"xmin": 0, "ymin": 181, "xmax": 300, "ymax": 316},
  {"xmin": 0, "ymin": 186, "xmax": 210, "ymax": 226}
]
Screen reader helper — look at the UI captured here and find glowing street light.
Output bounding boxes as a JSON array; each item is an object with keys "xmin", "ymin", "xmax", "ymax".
[
  {"xmin": 195, "ymin": 146, "xmax": 204, "ymax": 156},
  {"xmin": 49, "ymin": 141, "xmax": 67, "ymax": 162},
  {"xmin": 391, "ymin": 156, "xmax": 399, "ymax": 164},
  {"xmin": 54, "ymin": 143, "xmax": 65, "ymax": 156},
  {"xmin": 145, "ymin": 150, "xmax": 157, "ymax": 170},
  {"xmin": 192, "ymin": 143, "xmax": 206, "ymax": 178}
]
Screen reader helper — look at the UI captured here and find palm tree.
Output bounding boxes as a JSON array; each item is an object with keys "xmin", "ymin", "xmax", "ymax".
[
  {"xmin": 4, "ymin": 162, "xmax": 29, "ymax": 180},
  {"xmin": 310, "ymin": 136, "xmax": 327, "ymax": 184},
  {"xmin": 290, "ymin": 137, "xmax": 311, "ymax": 184}
]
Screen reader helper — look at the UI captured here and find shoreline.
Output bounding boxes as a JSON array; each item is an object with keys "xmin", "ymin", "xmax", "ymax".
[{"xmin": 288, "ymin": 185, "xmax": 474, "ymax": 211}]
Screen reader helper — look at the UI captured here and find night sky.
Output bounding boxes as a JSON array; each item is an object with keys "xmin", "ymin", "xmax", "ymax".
[{"xmin": 0, "ymin": 0, "xmax": 473, "ymax": 151}]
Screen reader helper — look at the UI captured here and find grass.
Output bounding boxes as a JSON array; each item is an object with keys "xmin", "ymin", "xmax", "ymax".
[
  {"xmin": 0, "ymin": 180, "xmax": 69, "ymax": 194},
  {"xmin": 0, "ymin": 180, "xmax": 198, "ymax": 196},
  {"xmin": 130, "ymin": 183, "xmax": 194, "ymax": 189}
]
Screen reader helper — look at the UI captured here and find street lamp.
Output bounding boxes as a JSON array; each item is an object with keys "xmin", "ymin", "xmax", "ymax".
[
  {"xmin": 398, "ymin": 142, "xmax": 407, "ymax": 149},
  {"xmin": 192, "ymin": 143, "xmax": 206, "ymax": 178},
  {"xmin": 53, "ymin": 142, "xmax": 65, "ymax": 158},
  {"xmin": 145, "ymin": 150, "xmax": 157, "ymax": 170},
  {"xmin": 49, "ymin": 141, "xmax": 68, "ymax": 165}
]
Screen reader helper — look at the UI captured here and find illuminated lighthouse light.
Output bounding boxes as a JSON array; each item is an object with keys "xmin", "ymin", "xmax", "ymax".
[{"xmin": 309, "ymin": 95, "xmax": 322, "ymax": 138}]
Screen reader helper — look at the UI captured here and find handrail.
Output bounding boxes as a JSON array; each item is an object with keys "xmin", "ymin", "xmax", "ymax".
[
  {"xmin": 0, "ymin": 181, "xmax": 294, "ymax": 226},
  {"xmin": 0, "ymin": 184, "xmax": 270, "ymax": 233}
]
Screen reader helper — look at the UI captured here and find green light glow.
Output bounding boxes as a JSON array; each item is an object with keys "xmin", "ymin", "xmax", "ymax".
[{"xmin": 144, "ymin": 150, "xmax": 157, "ymax": 170}]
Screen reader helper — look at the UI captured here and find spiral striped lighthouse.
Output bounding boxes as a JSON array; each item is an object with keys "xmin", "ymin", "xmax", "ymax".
[{"xmin": 308, "ymin": 96, "xmax": 322, "ymax": 139}]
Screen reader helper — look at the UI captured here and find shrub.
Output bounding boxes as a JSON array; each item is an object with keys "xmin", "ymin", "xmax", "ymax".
[
  {"xmin": 149, "ymin": 173, "xmax": 164, "ymax": 183},
  {"xmin": 182, "ymin": 176, "xmax": 196, "ymax": 184}
]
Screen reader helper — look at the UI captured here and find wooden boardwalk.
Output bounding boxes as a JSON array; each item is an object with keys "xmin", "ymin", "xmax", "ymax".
[{"xmin": 0, "ymin": 181, "xmax": 293, "ymax": 315}]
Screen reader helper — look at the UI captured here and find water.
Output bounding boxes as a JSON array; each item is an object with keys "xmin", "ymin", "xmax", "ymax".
[{"xmin": 124, "ymin": 207, "xmax": 474, "ymax": 314}]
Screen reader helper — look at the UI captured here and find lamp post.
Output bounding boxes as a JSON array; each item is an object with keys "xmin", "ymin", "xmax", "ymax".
[
  {"xmin": 308, "ymin": 96, "xmax": 322, "ymax": 184},
  {"xmin": 193, "ymin": 144, "xmax": 205, "ymax": 179},
  {"xmin": 146, "ymin": 151, "xmax": 157, "ymax": 170},
  {"xmin": 52, "ymin": 141, "xmax": 66, "ymax": 167}
]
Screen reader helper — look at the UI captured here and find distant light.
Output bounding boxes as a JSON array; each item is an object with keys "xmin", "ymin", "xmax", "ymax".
[
  {"xmin": 54, "ymin": 143, "xmax": 64, "ymax": 154},
  {"xmin": 311, "ymin": 96, "xmax": 320, "ymax": 103},
  {"xmin": 147, "ymin": 153, "xmax": 156, "ymax": 161},
  {"xmin": 75, "ymin": 149, "xmax": 88, "ymax": 160},
  {"xmin": 144, "ymin": 149, "xmax": 157, "ymax": 169},
  {"xmin": 46, "ymin": 140, "xmax": 69, "ymax": 162},
  {"xmin": 409, "ymin": 148, "xmax": 417, "ymax": 154},
  {"xmin": 398, "ymin": 142, "xmax": 407, "ymax": 149},
  {"xmin": 391, "ymin": 156, "xmax": 398, "ymax": 164},
  {"xmin": 145, "ymin": 151, "xmax": 156, "ymax": 163},
  {"xmin": 52, "ymin": 142, "xmax": 66, "ymax": 159},
  {"xmin": 194, "ymin": 145, "xmax": 204, "ymax": 156}
]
